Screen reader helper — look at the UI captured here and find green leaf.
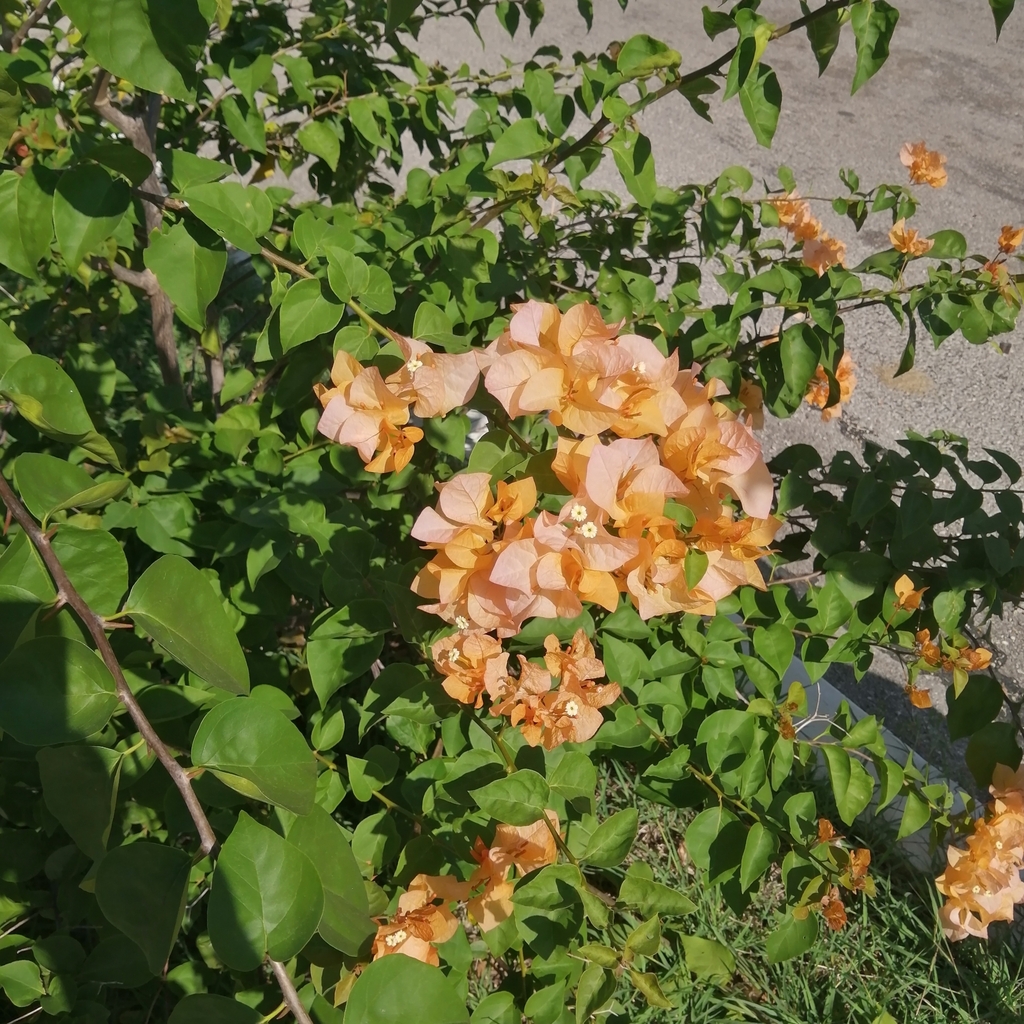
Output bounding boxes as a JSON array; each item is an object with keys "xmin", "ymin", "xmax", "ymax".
[
  {"xmin": 279, "ymin": 278, "xmax": 344, "ymax": 351},
  {"xmin": 0, "ymin": 68, "xmax": 22, "ymax": 155},
  {"xmin": 326, "ymin": 247, "xmax": 370, "ymax": 303},
  {"xmin": 472, "ymin": 770, "xmax": 550, "ymax": 825},
  {"xmin": 625, "ymin": 914, "xmax": 661, "ymax": 956},
  {"xmin": 228, "ymin": 54, "xmax": 274, "ymax": 104},
  {"xmin": 412, "ymin": 301, "xmax": 464, "ymax": 351},
  {"xmin": 14, "ymin": 453, "xmax": 127, "ymax": 525},
  {"xmin": 629, "ymin": 970, "xmax": 674, "ymax": 1009},
  {"xmin": 386, "ymin": 0, "xmax": 422, "ymax": 33},
  {"xmin": 298, "ymin": 121, "xmax": 341, "ymax": 171},
  {"xmin": 965, "ymin": 722, "xmax": 1021, "ymax": 788},
  {"xmin": 51, "ymin": 525, "xmax": 128, "ymax": 616},
  {"xmin": 362, "ymin": 265, "xmax": 396, "ymax": 314},
  {"xmin": 752, "ymin": 622, "xmax": 795, "ymax": 678},
  {"xmin": 345, "ymin": 955, "xmax": 469, "ymax": 1024},
  {"xmin": 739, "ymin": 821, "xmax": 778, "ymax": 891},
  {"xmin": 0, "ymin": 354, "xmax": 121, "ymax": 467},
  {"xmin": 765, "ymin": 912, "xmax": 818, "ymax": 962},
  {"xmin": 164, "ymin": 151, "xmax": 231, "ymax": 191},
  {"xmin": 287, "ymin": 806, "xmax": 375, "ymax": 955},
  {"xmin": 739, "ymin": 63, "xmax": 781, "ymax": 147},
  {"xmin": 947, "ymin": 674, "xmax": 1004, "ymax": 742},
  {"xmin": 619, "ymin": 863, "xmax": 696, "ymax": 916},
  {"xmin": 681, "ymin": 935, "xmax": 735, "ymax": 983},
  {"xmin": 608, "ymin": 130, "xmax": 657, "ymax": 208},
  {"xmin": 724, "ymin": 10, "xmax": 771, "ymax": 99},
  {"xmin": 347, "ymin": 746, "xmax": 400, "ymax": 802},
  {"xmin": 191, "ymin": 698, "xmax": 316, "ymax": 814},
  {"xmin": 821, "ymin": 745, "xmax": 873, "ymax": 825},
  {"xmin": 932, "ymin": 589, "xmax": 965, "ymax": 634},
  {"xmin": 0, "ymin": 960, "xmax": 45, "ymax": 1007},
  {"xmin": 53, "ymin": 164, "xmax": 130, "ymax": 271},
  {"xmin": 37, "ymin": 744, "xmax": 122, "ymax": 860},
  {"xmin": 89, "ymin": 141, "xmax": 154, "ymax": 187},
  {"xmin": 168, "ymin": 994, "xmax": 261, "ymax": 1024},
  {"xmin": 850, "ymin": 0, "xmax": 900, "ymax": 94},
  {"xmin": 470, "ymin": 991, "xmax": 518, "ymax": 1024},
  {"xmin": 926, "ymin": 229, "xmax": 967, "ymax": 260},
  {"xmin": 57, "ymin": 0, "xmax": 209, "ymax": 100},
  {"xmin": 615, "ymin": 34, "xmax": 681, "ymax": 78},
  {"xmin": 144, "ymin": 220, "xmax": 227, "ymax": 331},
  {"xmin": 95, "ymin": 843, "xmax": 191, "ymax": 974},
  {"xmin": 124, "ymin": 555, "xmax": 250, "ymax": 695},
  {"xmin": 990, "ymin": 0, "xmax": 1016, "ymax": 36},
  {"xmin": 0, "ymin": 172, "xmax": 37, "ymax": 278},
  {"xmin": 547, "ymin": 751, "xmax": 597, "ymax": 809},
  {"xmin": 684, "ymin": 548, "xmax": 709, "ymax": 591},
  {"xmin": 0, "ymin": 636, "xmax": 118, "ymax": 745},
  {"xmin": 0, "ymin": 319, "xmax": 30, "ymax": 376},
  {"xmin": 484, "ymin": 117, "xmax": 551, "ymax": 169},
  {"xmin": 181, "ymin": 182, "xmax": 273, "ymax": 254},
  {"xmin": 220, "ymin": 94, "xmax": 267, "ymax": 153},
  {"xmin": 575, "ymin": 963, "xmax": 616, "ymax": 1023},
  {"xmin": 17, "ymin": 164, "xmax": 57, "ymax": 274},
  {"xmin": 802, "ymin": 0, "xmax": 844, "ymax": 73},
  {"xmin": 208, "ymin": 812, "xmax": 324, "ymax": 971},
  {"xmin": 581, "ymin": 808, "xmax": 638, "ymax": 867},
  {"xmin": 897, "ymin": 789, "xmax": 932, "ymax": 839}
]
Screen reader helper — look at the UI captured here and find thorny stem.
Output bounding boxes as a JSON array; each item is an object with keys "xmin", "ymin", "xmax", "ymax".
[
  {"xmin": 0, "ymin": 471, "xmax": 219, "ymax": 857},
  {"xmin": 268, "ymin": 960, "xmax": 314, "ymax": 1024}
]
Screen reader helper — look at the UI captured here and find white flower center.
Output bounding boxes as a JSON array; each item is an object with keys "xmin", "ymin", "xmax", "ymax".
[
  {"xmin": 385, "ymin": 928, "xmax": 408, "ymax": 947},
  {"xmin": 569, "ymin": 503, "xmax": 588, "ymax": 522},
  {"xmin": 996, "ymin": 841, "xmax": 1004, "ymax": 850},
  {"xmin": 972, "ymin": 885, "xmax": 981, "ymax": 894},
  {"xmin": 564, "ymin": 700, "xmax": 580, "ymax": 717},
  {"xmin": 577, "ymin": 521, "xmax": 598, "ymax": 539},
  {"xmin": 405, "ymin": 358, "xmax": 423, "ymax": 373},
  {"xmin": 632, "ymin": 361, "xmax": 646, "ymax": 375},
  {"xmin": 455, "ymin": 615, "xmax": 470, "ymax": 630}
]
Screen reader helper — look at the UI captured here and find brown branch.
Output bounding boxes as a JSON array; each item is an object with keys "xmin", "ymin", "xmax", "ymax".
[
  {"xmin": 269, "ymin": 959, "xmax": 315, "ymax": 1024},
  {"xmin": 105, "ymin": 260, "xmax": 159, "ymax": 293},
  {"xmin": 0, "ymin": 470, "xmax": 219, "ymax": 858},
  {"xmin": 10, "ymin": 0, "xmax": 52, "ymax": 52}
]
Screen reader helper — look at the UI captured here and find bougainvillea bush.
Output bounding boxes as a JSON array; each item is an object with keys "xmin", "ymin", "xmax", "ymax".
[{"xmin": 1, "ymin": 1, "xmax": 1024, "ymax": 1021}]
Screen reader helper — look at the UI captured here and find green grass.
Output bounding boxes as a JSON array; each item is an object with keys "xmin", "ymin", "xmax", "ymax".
[{"xmin": 597, "ymin": 763, "xmax": 1024, "ymax": 1024}]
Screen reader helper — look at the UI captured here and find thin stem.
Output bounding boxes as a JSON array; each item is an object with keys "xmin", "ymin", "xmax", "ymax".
[
  {"xmin": 10, "ymin": 0, "xmax": 52, "ymax": 51},
  {"xmin": 268, "ymin": 960, "xmax": 314, "ymax": 1024},
  {"xmin": 0, "ymin": 473, "xmax": 218, "ymax": 858},
  {"xmin": 258, "ymin": 1002, "xmax": 287, "ymax": 1024}
]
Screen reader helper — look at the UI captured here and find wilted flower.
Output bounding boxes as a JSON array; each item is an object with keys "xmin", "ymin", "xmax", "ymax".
[
  {"xmin": 997, "ymin": 225, "xmax": 1024, "ymax": 255},
  {"xmin": 893, "ymin": 573, "xmax": 927, "ymax": 611},
  {"xmin": 889, "ymin": 218, "xmax": 934, "ymax": 257},
  {"xmin": 804, "ymin": 352, "xmax": 856, "ymax": 421},
  {"xmin": 900, "ymin": 141, "xmax": 947, "ymax": 188}
]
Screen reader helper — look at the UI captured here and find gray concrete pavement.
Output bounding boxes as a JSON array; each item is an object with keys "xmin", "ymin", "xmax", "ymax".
[{"xmin": 409, "ymin": 0, "xmax": 1024, "ymax": 781}]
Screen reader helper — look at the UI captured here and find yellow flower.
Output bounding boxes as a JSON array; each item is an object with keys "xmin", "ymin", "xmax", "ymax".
[{"xmin": 997, "ymin": 225, "xmax": 1024, "ymax": 255}]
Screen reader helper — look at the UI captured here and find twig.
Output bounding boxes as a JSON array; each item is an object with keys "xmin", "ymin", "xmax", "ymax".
[
  {"xmin": 10, "ymin": 0, "xmax": 52, "ymax": 52},
  {"xmin": 269, "ymin": 959, "xmax": 315, "ymax": 1024},
  {"xmin": 0, "ymin": 472, "xmax": 219, "ymax": 858}
]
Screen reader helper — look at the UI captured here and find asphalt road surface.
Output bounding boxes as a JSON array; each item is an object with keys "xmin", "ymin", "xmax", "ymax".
[{"xmin": 408, "ymin": 0, "xmax": 1024, "ymax": 784}]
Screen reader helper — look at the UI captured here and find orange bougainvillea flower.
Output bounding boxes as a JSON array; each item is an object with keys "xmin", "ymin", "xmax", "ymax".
[
  {"xmin": 431, "ymin": 630, "xmax": 508, "ymax": 708},
  {"xmin": 914, "ymin": 628, "xmax": 943, "ymax": 667},
  {"xmin": 467, "ymin": 812, "xmax": 560, "ymax": 931},
  {"xmin": 769, "ymin": 192, "xmax": 821, "ymax": 242},
  {"xmin": 543, "ymin": 629, "xmax": 606, "ymax": 690},
  {"xmin": 893, "ymin": 573, "xmax": 927, "ymax": 611},
  {"xmin": 905, "ymin": 683, "xmax": 933, "ymax": 709},
  {"xmin": 738, "ymin": 378, "xmax": 764, "ymax": 430},
  {"xmin": 889, "ymin": 218, "xmax": 935, "ymax": 257},
  {"xmin": 804, "ymin": 352, "xmax": 856, "ymax": 422},
  {"xmin": 998, "ymin": 225, "xmax": 1024, "ymax": 255},
  {"xmin": 802, "ymin": 233, "xmax": 846, "ymax": 276},
  {"xmin": 315, "ymin": 351, "xmax": 422, "ymax": 473},
  {"xmin": 990, "ymin": 763, "xmax": 1024, "ymax": 816},
  {"xmin": 819, "ymin": 886, "xmax": 848, "ymax": 932},
  {"xmin": 372, "ymin": 873, "xmax": 468, "ymax": 964},
  {"xmin": 900, "ymin": 141, "xmax": 947, "ymax": 188},
  {"xmin": 385, "ymin": 335, "xmax": 482, "ymax": 419}
]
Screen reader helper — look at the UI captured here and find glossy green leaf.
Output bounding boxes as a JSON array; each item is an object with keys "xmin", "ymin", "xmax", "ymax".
[
  {"xmin": 681, "ymin": 935, "xmax": 735, "ymax": 983},
  {"xmin": 385, "ymin": 0, "xmax": 422, "ymax": 33},
  {"xmin": 619, "ymin": 864, "xmax": 696, "ymax": 916},
  {"xmin": 926, "ymin": 229, "xmax": 967, "ymax": 260},
  {"xmin": 0, "ymin": 960, "xmax": 44, "ymax": 1007},
  {"xmin": 298, "ymin": 121, "xmax": 341, "ymax": 171},
  {"xmin": 850, "ymin": 0, "xmax": 900, "ymax": 93},
  {"xmin": 279, "ymin": 278, "xmax": 344, "ymax": 351},
  {"xmin": 484, "ymin": 117, "xmax": 550, "ymax": 169},
  {"xmin": 345, "ymin": 955, "xmax": 469, "ymax": 1024},
  {"xmin": 168, "ymin": 994, "xmax": 261, "ymax": 1024},
  {"xmin": 181, "ymin": 182, "xmax": 273, "ymax": 254},
  {"xmin": 145, "ymin": 220, "xmax": 227, "ymax": 331},
  {"xmin": 821, "ymin": 745, "xmax": 873, "ymax": 825},
  {"xmin": 220, "ymin": 94, "xmax": 267, "ymax": 153},
  {"xmin": 0, "ymin": 319, "xmax": 30, "ymax": 376},
  {"xmin": 326, "ymin": 247, "xmax": 370, "ymax": 303},
  {"xmin": 287, "ymin": 806, "xmax": 375, "ymax": 955},
  {"xmin": 581, "ymin": 808, "xmax": 637, "ymax": 868},
  {"xmin": 616, "ymin": 34, "xmax": 681, "ymax": 78},
  {"xmin": 37, "ymin": 744, "xmax": 122, "ymax": 860},
  {"xmin": 17, "ymin": 163, "xmax": 57, "ymax": 273},
  {"xmin": 575, "ymin": 963, "xmax": 616, "ymax": 1023},
  {"xmin": 752, "ymin": 622, "xmax": 795, "ymax": 678},
  {"xmin": 608, "ymin": 130, "xmax": 657, "ymax": 208},
  {"xmin": 88, "ymin": 142, "xmax": 154, "ymax": 187},
  {"xmin": 191, "ymin": 698, "xmax": 316, "ymax": 814},
  {"xmin": 0, "ymin": 636, "xmax": 118, "ymax": 745},
  {"xmin": 53, "ymin": 164, "xmax": 130, "ymax": 271},
  {"xmin": 57, "ymin": 0, "xmax": 209, "ymax": 99},
  {"xmin": 95, "ymin": 843, "xmax": 191, "ymax": 974},
  {"xmin": 471, "ymin": 770, "xmax": 550, "ymax": 825},
  {"xmin": 51, "ymin": 526, "xmax": 129, "ymax": 615},
  {"xmin": 208, "ymin": 812, "xmax": 324, "ymax": 971},
  {"xmin": 14, "ymin": 453, "xmax": 126, "ymax": 525},
  {"xmin": 0, "ymin": 171, "xmax": 38, "ymax": 278},
  {"xmin": 739, "ymin": 63, "xmax": 781, "ymax": 148},
  {"xmin": 124, "ymin": 555, "xmax": 250, "ymax": 695},
  {"xmin": 765, "ymin": 912, "xmax": 818, "ymax": 962},
  {"xmin": 739, "ymin": 821, "xmax": 778, "ymax": 891}
]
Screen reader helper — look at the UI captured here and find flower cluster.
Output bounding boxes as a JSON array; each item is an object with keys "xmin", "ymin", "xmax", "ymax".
[
  {"xmin": 900, "ymin": 140, "xmax": 948, "ymax": 188},
  {"xmin": 371, "ymin": 816, "xmax": 561, "ymax": 961},
  {"xmin": 937, "ymin": 764, "xmax": 1024, "ymax": 940},
  {"xmin": 409, "ymin": 300, "xmax": 778, "ymax": 633},
  {"xmin": 314, "ymin": 337, "xmax": 482, "ymax": 472},
  {"xmin": 432, "ymin": 628, "xmax": 621, "ymax": 749},
  {"xmin": 803, "ymin": 352, "xmax": 857, "ymax": 422},
  {"xmin": 889, "ymin": 217, "xmax": 934, "ymax": 257},
  {"xmin": 769, "ymin": 193, "xmax": 846, "ymax": 277}
]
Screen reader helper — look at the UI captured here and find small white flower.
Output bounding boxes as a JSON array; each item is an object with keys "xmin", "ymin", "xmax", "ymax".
[
  {"xmin": 448, "ymin": 646, "xmax": 461, "ymax": 663},
  {"xmin": 384, "ymin": 928, "xmax": 408, "ymax": 947},
  {"xmin": 632, "ymin": 361, "xmax": 646, "ymax": 375},
  {"xmin": 455, "ymin": 615, "xmax": 470, "ymax": 630},
  {"xmin": 577, "ymin": 521, "xmax": 598, "ymax": 539},
  {"xmin": 564, "ymin": 700, "xmax": 580, "ymax": 718},
  {"xmin": 569, "ymin": 503, "xmax": 588, "ymax": 523},
  {"xmin": 405, "ymin": 357, "xmax": 423, "ymax": 373}
]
